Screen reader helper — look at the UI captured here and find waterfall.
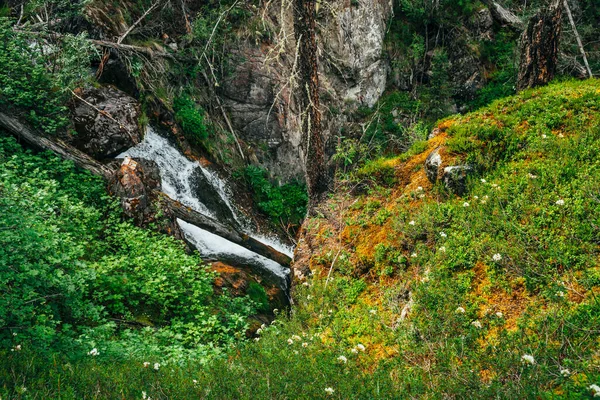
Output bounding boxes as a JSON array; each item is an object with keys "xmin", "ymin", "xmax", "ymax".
[{"xmin": 119, "ymin": 127, "xmax": 291, "ymax": 288}]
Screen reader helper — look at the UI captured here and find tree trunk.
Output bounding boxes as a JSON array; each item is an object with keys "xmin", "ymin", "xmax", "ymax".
[
  {"xmin": 563, "ymin": 0, "xmax": 592, "ymax": 78},
  {"xmin": 0, "ymin": 110, "xmax": 292, "ymax": 266},
  {"xmin": 294, "ymin": 0, "xmax": 328, "ymax": 210},
  {"xmin": 517, "ymin": 0, "xmax": 563, "ymax": 91}
]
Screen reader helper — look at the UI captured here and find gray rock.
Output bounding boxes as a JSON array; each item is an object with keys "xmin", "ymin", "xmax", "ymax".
[
  {"xmin": 70, "ymin": 86, "xmax": 141, "ymax": 159},
  {"xmin": 442, "ymin": 165, "xmax": 473, "ymax": 195},
  {"xmin": 425, "ymin": 148, "xmax": 442, "ymax": 183}
]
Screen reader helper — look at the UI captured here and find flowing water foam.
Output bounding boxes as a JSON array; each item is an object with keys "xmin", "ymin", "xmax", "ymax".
[{"xmin": 120, "ymin": 127, "xmax": 291, "ymax": 287}]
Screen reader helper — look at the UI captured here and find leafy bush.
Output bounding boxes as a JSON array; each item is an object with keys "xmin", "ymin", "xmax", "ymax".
[
  {"xmin": 0, "ymin": 133, "xmax": 256, "ymax": 363},
  {"xmin": 241, "ymin": 166, "xmax": 308, "ymax": 228},
  {"xmin": 0, "ymin": 18, "xmax": 94, "ymax": 134},
  {"xmin": 173, "ymin": 96, "xmax": 209, "ymax": 144}
]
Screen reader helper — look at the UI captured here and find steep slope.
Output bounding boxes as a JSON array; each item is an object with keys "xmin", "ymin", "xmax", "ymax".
[{"xmin": 5, "ymin": 79, "xmax": 599, "ymax": 398}]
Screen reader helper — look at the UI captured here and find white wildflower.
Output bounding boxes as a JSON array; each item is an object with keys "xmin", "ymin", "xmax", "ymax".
[
  {"xmin": 471, "ymin": 320, "xmax": 482, "ymax": 329},
  {"xmin": 419, "ymin": 193, "xmax": 426, "ymax": 199},
  {"xmin": 542, "ymin": 134, "xmax": 548, "ymax": 139},
  {"xmin": 337, "ymin": 355, "xmax": 347, "ymax": 364},
  {"xmin": 416, "ymin": 186, "xmax": 423, "ymax": 192},
  {"xmin": 307, "ymin": 295, "xmax": 312, "ymax": 300},
  {"xmin": 287, "ymin": 338, "xmax": 294, "ymax": 345},
  {"xmin": 560, "ymin": 368, "xmax": 570, "ymax": 377},
  {"xmin": 273, "ymin": 308, "xmax": 279, "ymax": 314},
  {"xmin": 521, "ymin": 354, "xmax": 535, "ymax": 365},
  {"xmin": 439, "ymin": 246, "xmax": 446, "ymax": 253},
  {"xmin": 558, "ymin": 133, "xmax": 565, "ymax": 138},
  {"xmin": 254, "ymin": 337, "xmax": 260, "ymax": 342},
  {"xmin": 463, "ymin": 202, "xmax": 470, "ymax": 207},
  {"xmin": 455, "ymin": 307, "xmax": 466, "ymax": 314},
  {"xmin": 87, "ymin": 348, "xmax": 99, "ymax": 356},
  {"xmin": 556, "ymin": 199, "xmax": 565, "ymax": 206},
  {"xmin": 256, "ymin": 328, "xmax": 262, "ymax": 335},
  {"xmin": 294, "ymin": 350, "xmax": 299, "ymax": 355},
  {"xmin": 440, "ymin": 232, "xmax": 447, "ymax": 238},
  {"xmin": 491, "ymin": 183, "xmax": 498, "ymax": 188},
  {"xmin": 556, "ymin": 291, "xmax": 565, "ymax": 297},
  {"xmin": 143, "ymin": 362, "xmax": 150, "ymax": 368},
  {"xmin": 496, "ymin": 312, "xmax": 503, "ymax": 318},
  {"xmin": 528, "ymin": 173, "xmax": 537, "ymax": 179},
  {"xmin": 12, "ymin": 332, "xmax": 17, "ymax": 336},
  {"xmin": 153, "ymin": 363, "xmax": 160, "ymax": 371},
  {"xmin": 328, "ymin": 309, "xmax": 333, "ymax": 314},
  {"xmin": 369, "ymin": 309, "xmax": 377, "ymax": 315},
  {"xmin": 302, "ymin": 281, "xmax": 310, "ymax": 286},
  {"xmin": 325, "ymin": 387, "xmax": 335, "ymax": 395},
  {"xmin": 492, "ymin": 253, "xmax": 502, "ymax": 262},
  {"xmin": 292, "ymin": 335, "xmax": 301, "ymax": 341},
  {"xmin": 11, "ymin": 344, "xmax": 21, "ymax": 352},
  {"xmin": 351, "ymin": 348, "xmax": 358, "ymax": 354},
  {"xmin": 589, "ymin": 384, "xmax": 600, "ymax": 397},
  {"xmin": 356, "ymin": 344, "xmax": 366, "ymax": 352},
  {"xmin": 142, "ymin": 392, "xmax": 147, "ymax": 400},
  {"xmin": 302, "ymin": 342, "xmax": 308, "ymax": 348},
  {"xmin": 481, "ymin": 179, "xmax": 487, "ymax": 183},
  {"xmin": 474, "ymin": 196, "xmax": 479, "ymax": 200},
  {"xmin": 411, "ymin": 252, "xmax": 418, "ymax": 258},
  {"xmin": 409, "ymin": 220, "xmax": 416, "ymax": 226}
]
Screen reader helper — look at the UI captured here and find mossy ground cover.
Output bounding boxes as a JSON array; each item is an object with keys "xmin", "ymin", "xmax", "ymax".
[{"xmin": 3, "ymin": 80, "xmax": 600, "ymax": 398}]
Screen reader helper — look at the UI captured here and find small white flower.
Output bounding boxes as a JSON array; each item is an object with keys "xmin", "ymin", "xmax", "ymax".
[
  {"xmin": 87, "ymin": 348, "xmax": 99, "ymax": 356},
  {"xmin": 481, "ymin": 179, "xmax": 487, "ymax": 183},
  {"xmin": 528, "ymin": 173, "xmax": 538, "ymax": 179},
  {"xmin": 473, "ymin": 196, "xmax": 479, "ymax": 200},
  {"xmin": 325, "ymin": 387, "xmax": 335, "ymax": 395},
  {"xmin": 337, "ymin": 355, "xmax": 348, "ymax": 363},
  {"xmin": 143, "ymin": 362, "xmax": 150, "ymax": 368},
  {"xmin": 12, "ymin": 344, "xmax": 21, "ymax": 352},
  {"xmin": 556, "ymin": 199, "xmax": 565, "ymax": 206},
  {"xmin": 356, "ymin": 344, "xmax": 366, "ymax": 351},
  {"xmin": 471, "ymin": 320, "xmax": 482, "ymax": 329},
  {"xmin": 153, "ymin": 363, "xmax": 160, "ymax": 371},
  {"xmin": 542, "ymin": 134, "xmax": 548, "ymax": 139},
  {"xmin": 256, "ymin": 328, "xmax": 262, "ymax": 335},
  {"xmin": 418, "ymin": 193, "xmax": 426, "ymax": 199},
  {"xmin": 589, "ymin": 384, "xmax": 600, "ymax": 397},
  {"xmin": 439, "ymin": 246, "xmax": 446, "ymax": 253},
  {"xmin": 287, "ymin": 338, "xmax": 294, "ymax": 345},
  {"xmin": 12, "ymin": 332, "xmax": 17, "ymax": 336},
  {"xmin": 440, "ymin": 232, "xmax": 447, "ymax": 238},
  {"xmin": 292, "ymin": 335, "xmax": 301, "ymax": 341},
  {"xmin": 496, "ymin": 312, "xmax": 503, "ymax": 318},
  {"xmin": 369, "ymin": 309, "xmax": 377, "ymax": 315},
  {"xmin": 351, "ymin": 348, "xmax": 358, "ymax": 354},
  {"xmin": 521, "ymin": 354, "xmax": 535, "ymax": 365},
  {"xmin": 293, "ymin": 350, "xmax": 299, "ymax": 355},
  {"xmin": 302, "ymin": 281, "xmax": 309, "ymax": 286},
  {"xmin": 328, "ymin": 309, "xmax": 333, "ymax": 314},
  {"xmin": 273, "ymin": 308, "xmax": 279, "ymax": 314},
  {"xmin": 492, "ymin": 253, "xmax": 502, "ymax": 262},
  {"xmin": 142, "ymin": 391, "xmax": 147, "ymax": 400},
  {"xmin": 416, "ymin": 186, "xmax": 423, "ymax": 192},
  {"xmin": 556, "ymin": 291, "xmax": 565, "ymax": 297},
  {"xmin": 463, "ymin": 202, "xmax": 470, "ymax": 207},
  {"xmin": 302, "ymin": 342, "xmax": 308, "ymax": 348},
  {"xmin": 409, "ymin": 220, "xmax": 416, "ymax": 226},
  {"xmin": 411, "ymin": 252, "xmax": 418, "ymax": 258},
  {"xmin": 456, "ymin": 307, "xmax": 466, "ymax": 314},
  {"xmin": 560, "ymin": 368, "xmax": 570, "ymax": 377},
  {"xmin": 307, "ymin": 295, "xmax": 312, "ymax": 300},
  {"xmin": 558, "ymin": 133, "xmax": 565, "ymax": 138},
  {"xmin": 254, "ymin": 337, "xmax": 260, "ymax": 342}
]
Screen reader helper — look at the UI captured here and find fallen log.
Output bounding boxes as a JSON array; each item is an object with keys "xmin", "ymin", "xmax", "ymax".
[
  {"xmin": 0, "ymin": 110, "xmax": 292, "ymax": 266},
  {"xmin": 481, "ymin": 0, "xmax": 524, "ymax": 30}
]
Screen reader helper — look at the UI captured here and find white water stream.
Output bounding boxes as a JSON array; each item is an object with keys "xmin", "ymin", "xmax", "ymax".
[{"xmin": 119, "ymin": 128, "xmax": 291, "ymax": 287}]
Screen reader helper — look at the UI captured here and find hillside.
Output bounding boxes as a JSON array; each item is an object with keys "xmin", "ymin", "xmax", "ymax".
[{"xmin": 4, "ymin": 79, "xmax": 600, "ymax": 398}]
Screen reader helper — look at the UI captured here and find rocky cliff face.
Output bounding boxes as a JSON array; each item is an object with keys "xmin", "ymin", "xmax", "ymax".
[{"xmin": 220, "ymin": 0, "xmax": 393, "ymax": 181}]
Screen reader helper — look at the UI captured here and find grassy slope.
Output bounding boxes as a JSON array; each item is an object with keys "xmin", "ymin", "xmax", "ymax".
[{"xmin": 3, "ymin": 79, "xmax": 600, "ymax": 398}]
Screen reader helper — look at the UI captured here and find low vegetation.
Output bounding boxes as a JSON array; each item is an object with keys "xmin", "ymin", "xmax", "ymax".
[{"xmin": 3, "ymin": 80, "xmax": 599, "ymax": 398}]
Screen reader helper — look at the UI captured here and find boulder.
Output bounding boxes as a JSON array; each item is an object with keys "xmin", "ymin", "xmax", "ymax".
[
  {"xmin": 70, "ymin": 86, "xmax": 142, "ymax": 159},
  {"xmin": 425, "ymin": 147, "xmax": 443, "ymax": 183},
  {"xmin": 442, "ymin": 165, "xmax": 473, "ymax": 195}
]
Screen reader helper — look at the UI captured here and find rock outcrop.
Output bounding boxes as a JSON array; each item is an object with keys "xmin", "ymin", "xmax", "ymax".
[{"xmin": 70, "ymin": 86, "xmax": 142, "ymax": 159}]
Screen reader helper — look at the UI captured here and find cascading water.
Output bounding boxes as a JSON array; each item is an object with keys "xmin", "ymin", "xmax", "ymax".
[{"xmin": 119, "ymin": 127, "xmax": 291, "ymax": 288}]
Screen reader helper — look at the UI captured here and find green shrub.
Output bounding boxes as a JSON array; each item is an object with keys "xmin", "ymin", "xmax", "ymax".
[
  {"xmin": 173, "ymin": 96, "xmax": 209, "ymax": 144},
  {"xmin": 241, "ymin": 166, "xmax": 308, "ymax": 228}
]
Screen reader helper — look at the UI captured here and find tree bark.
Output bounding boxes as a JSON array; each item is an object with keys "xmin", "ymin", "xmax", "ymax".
[
  {"xmin": 517, "ymin": 0, "xmax": 563, "ymax": 91},
  {"xmin": 0, "ymin": 110, "xmax": 292, "ymax": 266},
  {"xmin": 481, "ymin": 0, "xmax": 523, "ymax": 30},
  {"xmin": 563, "ymin": 0, "xmax": 592, "ymax": 78},
  {"xmin": 294, "ymin": 0, "xmax": 328, "ymax": 210}
]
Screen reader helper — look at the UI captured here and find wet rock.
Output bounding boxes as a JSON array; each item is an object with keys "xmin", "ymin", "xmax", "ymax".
[
  {"xmin": 425, "ymin": 147, "xmax": 443, "ymax": 183},
  {"xmin": 442, "ymin": 165, "xmax": 473, "ymax": 195},
  {"xmin": 70, "ymin": 86, "xmax": 142, "ymax": 159}
]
